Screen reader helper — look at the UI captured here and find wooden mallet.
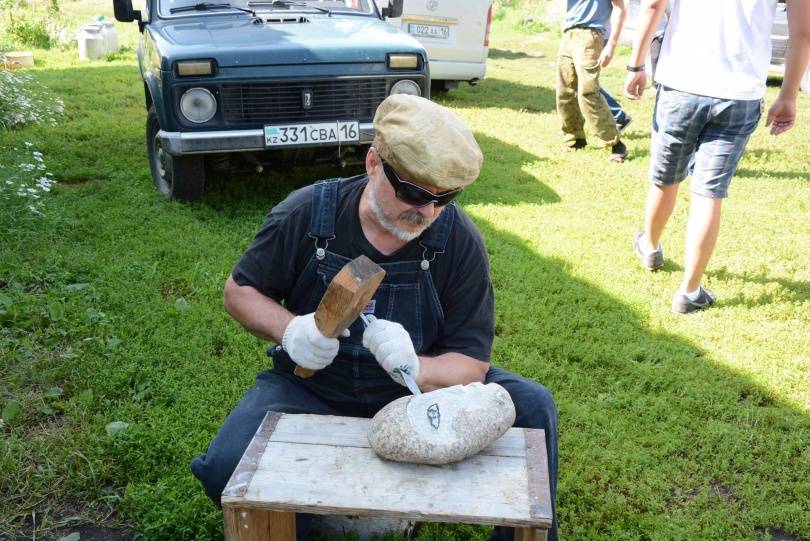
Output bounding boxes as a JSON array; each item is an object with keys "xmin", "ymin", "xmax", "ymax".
[{"xmin": 294, "ymin": 255, "xmax": 386, "ymax": 378}]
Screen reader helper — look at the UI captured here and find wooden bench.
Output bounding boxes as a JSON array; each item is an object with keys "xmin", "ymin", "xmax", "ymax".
[{"xmin": 222, "ymin": 412, "xmax": 552, "ymax": 541}]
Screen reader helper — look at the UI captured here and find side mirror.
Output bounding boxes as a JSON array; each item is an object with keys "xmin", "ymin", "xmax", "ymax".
[
  {"xmin": 113, "ymin": 0, "xmax": 142, "ymax": 23},
  {"xmin": 381, "ymin": 0, "xmax": 403, "ymax": 19}
]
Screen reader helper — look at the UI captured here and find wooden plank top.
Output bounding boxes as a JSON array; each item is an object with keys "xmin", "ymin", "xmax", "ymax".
[{"xmin": 222, "ymin": 412, "xmax": 552, "ymax": 529}]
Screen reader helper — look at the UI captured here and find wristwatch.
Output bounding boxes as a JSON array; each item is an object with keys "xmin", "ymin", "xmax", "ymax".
[{"xmin": 626, "ymin": 64, "xmax": 646, "ymax": 72}]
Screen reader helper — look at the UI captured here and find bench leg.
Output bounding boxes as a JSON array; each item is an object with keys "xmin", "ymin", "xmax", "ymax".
[
  {"xmin": 223, "ymin": 506, "xmax": 296, "ymax": 541},
  {"xmin": 515, "ymin": 527, "xmax": 547, "ymax": 541}
]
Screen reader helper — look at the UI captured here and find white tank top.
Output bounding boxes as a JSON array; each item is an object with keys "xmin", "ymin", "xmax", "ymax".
[{"xmin": 654, "ymin": 0, "xmax": 778, "ymax": 100}]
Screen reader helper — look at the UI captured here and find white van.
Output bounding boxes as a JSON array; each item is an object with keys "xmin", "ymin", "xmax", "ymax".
[{"xmin": 385, "ymin": 0, "xmax": 493, "ymax": 93}]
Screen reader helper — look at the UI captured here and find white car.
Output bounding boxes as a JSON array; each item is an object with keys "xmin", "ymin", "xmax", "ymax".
[{"xmin": 384, "ymin": 0, "xmax": 493, "ymax": 93}]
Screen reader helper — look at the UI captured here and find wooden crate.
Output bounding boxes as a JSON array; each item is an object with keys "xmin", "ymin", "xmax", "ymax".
[{"xmin": 222, "ymin": 412, "xmax": 552, "ymax": 541}]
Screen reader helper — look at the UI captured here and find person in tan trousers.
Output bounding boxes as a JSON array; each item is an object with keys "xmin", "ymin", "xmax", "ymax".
[{"xmin": 556, "ymin": 0, "xmax": 629, "ymax": 162}]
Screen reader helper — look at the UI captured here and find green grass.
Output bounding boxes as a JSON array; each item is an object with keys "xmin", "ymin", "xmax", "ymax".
[{"xmin": 2, "ymin": 2, "xmax": 809, "ymax": 540}]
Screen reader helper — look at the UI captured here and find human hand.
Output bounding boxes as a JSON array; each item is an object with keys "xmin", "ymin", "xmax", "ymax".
[
  {"xmin": 599, "ymin": 44, "xmax": 616, "ymax": 68},
  {"xmin": 282, "ymin": 313, "xmax": 343, "ymax": 370},
  {"xmin": 362, "ymin": 316, "xmax": 420, "ymax": 386},
  {"xmin": 766, "ymin": 97, "xmax": 797, "ymax": 135},
  {"xmin": 624, "ymin": 71, "xmax": 647, "ymax": 100}
]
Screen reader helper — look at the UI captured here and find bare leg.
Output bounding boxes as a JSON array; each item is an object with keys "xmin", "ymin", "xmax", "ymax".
[
  {"xmin": 681, "ymin": 193, "xmax": 723, "ymax": 292},
  {"xmin": 643, "ymin": 183, "xmax": 679, "ymax": 252}
]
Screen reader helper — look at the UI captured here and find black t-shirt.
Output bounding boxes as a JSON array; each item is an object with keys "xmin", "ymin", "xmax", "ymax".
[{"xmin": 232, "ymin": 175, "xmax": 494, "ymax": 361}]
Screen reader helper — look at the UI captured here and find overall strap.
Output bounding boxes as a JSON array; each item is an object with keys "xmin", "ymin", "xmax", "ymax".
[
  {"xmin": 308, "ymin": 178, "xmax": 341, "ymax": 260},
  {"xmin": 418, "ymin": 202, "xmax": 456, "ymax": 270}
]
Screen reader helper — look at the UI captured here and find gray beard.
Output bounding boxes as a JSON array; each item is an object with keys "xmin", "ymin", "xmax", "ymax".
[{"xmin": 368, "ymin": 186, "xmax": 435, "ymax": 242}]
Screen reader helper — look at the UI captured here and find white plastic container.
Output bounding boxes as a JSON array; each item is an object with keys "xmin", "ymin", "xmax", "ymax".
[
  {"xmin": 3, "ymin": 51, "xmax": 34, "ymax": 68},
  {"xmin": 100, "ymin": 21, "xmax": 119, "ymax": 54},
  {"xmin": 77, "ymin": 24, "xmax": 104, "ymax": 61}
]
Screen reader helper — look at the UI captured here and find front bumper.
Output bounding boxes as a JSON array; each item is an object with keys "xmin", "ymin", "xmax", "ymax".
[{"xmin": 159, "ymin": 122, "xmax": 375, "ymax": 156}]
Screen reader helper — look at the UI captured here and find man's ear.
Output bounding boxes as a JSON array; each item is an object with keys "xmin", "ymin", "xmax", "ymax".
[{"xmin": 366, "ymin": 146, "xmax": 380, "ymax": 177}]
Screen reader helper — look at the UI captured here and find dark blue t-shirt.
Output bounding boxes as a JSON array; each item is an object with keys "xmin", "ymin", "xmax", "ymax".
[
  {"xmin": 564, "ymin": 0, "xmax": 613, "ymax": 36},
  {"xmin": 232, "ymin": 175, "xmax": 495, "ymax": 362}
]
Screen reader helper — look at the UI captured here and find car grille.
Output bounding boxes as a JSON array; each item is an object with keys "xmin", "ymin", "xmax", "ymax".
[{"xmin": 220, "ymin": 78, "xmax": 388, "ymax": 125}]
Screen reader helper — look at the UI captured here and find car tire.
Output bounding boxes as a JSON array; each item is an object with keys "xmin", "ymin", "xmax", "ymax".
[
  {"xmin": 146, "ymin": 106, "xmax": 205, "ymax": 201},
  {"xmin": 430, "ymin": 80, "xmax": 450, "ymax": 94}
]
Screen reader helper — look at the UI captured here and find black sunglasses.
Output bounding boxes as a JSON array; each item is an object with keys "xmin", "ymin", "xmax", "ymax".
[{"xmin": 381, "ymin": 160, "xmax": 462, "ymax": 208}]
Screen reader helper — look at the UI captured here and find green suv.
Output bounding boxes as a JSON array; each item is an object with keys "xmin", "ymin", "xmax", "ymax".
[{"xmin": 113, "ymin": 0, "xmax": 429, "ymax": 200}]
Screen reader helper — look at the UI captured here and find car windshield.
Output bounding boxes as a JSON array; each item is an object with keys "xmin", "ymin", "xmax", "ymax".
[{"xmin": 159, "ymin": 0, "xmax": 375, "ymax": 17}]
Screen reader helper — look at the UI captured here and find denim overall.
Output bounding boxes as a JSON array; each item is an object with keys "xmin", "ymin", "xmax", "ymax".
[
  {"xmin": 191, "ymin": 178, "xmax": 558, "ymax": 541},
  {"xmin": 273, "ymin": 177, "xmax": 457, "ymax": 414}
]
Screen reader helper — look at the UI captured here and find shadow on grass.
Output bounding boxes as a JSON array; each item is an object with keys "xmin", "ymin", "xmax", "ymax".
[
  {"xmin": 735, "ymin": 168, "xmax": 810, "ymax": 181},
  {"xmin": 200, "ymin": 134, "xmax": 558, "ymax": 210},
  {"xmin": 469, "ymin": 217, "xmax": 810, "ymax": 539},
  {"xmin": 462, "ymin": 134, "xmax": 558, "ymax": 206},
  {"xmin": 203, "ymin": 162, "xmax": 351, "ymax": 216},
  {"xmin": 489, "ymin": 48, "xmax": 537, "ymax": 60},
  {"xmin": 744, "ymin": 148, "xmax": 786, "ymax": 160},
  {"xmin": 620, "ymin": 131, "xmax": 651, "ymax": 142},
  {"xmin": 436, "ymin": 78, "xmax": 556, "ymax": 113},
  {"xmin": 621, "ymin": 144, "xmax": 808, "ymax": 181}
]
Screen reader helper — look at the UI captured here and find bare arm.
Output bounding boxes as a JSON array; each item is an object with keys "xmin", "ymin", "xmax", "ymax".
[
  {"xmin": 624, "ymin": 0, "xmax": 670, "ymax": 99},
  {"xmin": 223, "ymin": 275, "xmax": 293, "ymax": 343},
  {"xmin": 600, "ymin": 0, "xmax": 628, "ymax": 67},
  {"xmin": 417, "ymin": 352, "xmax": 490, "ymax": 392},
  {"xmin": 767, "ymin": 0, "xmax": 810, "ymax": 135}
]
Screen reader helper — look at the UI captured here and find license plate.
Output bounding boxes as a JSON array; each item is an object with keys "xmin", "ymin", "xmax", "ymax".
[
  {"xmin": 264, "ymin": 121, "xmax": 359, "ymax": 147},
  {"xmin": 408, "ymin": 23, "xmax": 449, "ymax": 39}
]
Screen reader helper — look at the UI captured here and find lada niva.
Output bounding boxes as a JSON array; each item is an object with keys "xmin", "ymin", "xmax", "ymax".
[{"xmin": 113, "ymin": 0, "xmax": 428, "ymax": 201}]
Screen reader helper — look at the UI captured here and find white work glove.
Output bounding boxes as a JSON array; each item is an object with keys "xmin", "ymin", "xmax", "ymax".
[
  {"xmin": 281, "ymin": 313, "xmax": 343, "ymax": 370},
  {"xmin": 362, "ymin": 316, "xmax": 420, "ymax": 386}
]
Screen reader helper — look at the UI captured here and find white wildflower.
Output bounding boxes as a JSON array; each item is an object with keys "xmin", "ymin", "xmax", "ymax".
[
  {"xmin": 2, "ymin": 143, "xmax": 58, "ymax": 216},
  {"xmin": 1, "ymin": 71, "xmax": 65, "ymax": 130}
]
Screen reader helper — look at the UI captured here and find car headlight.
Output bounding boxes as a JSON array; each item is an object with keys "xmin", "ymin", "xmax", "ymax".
[
  {"xmin": 388, "ymin": 54, "xmax": 419, "ymax": 69},
  {"xmin": 180, "ymin": 87, "xmax": 217, "ymax": 124},
  {"xmin": 390, "ymin": 79, "xmax": 421, "ymax": 97},
  {"xmin": 176, "ymin": 60, "xmax": 214, "ymax": 77}
]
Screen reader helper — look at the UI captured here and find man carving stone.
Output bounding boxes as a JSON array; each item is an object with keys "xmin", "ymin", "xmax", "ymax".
[{"xmin": 190, "ymin": 95, "xmax": 559, "ymax": 541}]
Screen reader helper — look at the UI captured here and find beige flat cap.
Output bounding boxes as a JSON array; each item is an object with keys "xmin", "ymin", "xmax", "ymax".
[{"xmin": 373, "ymin": 94, "xmax": 483, "ymax": 191}]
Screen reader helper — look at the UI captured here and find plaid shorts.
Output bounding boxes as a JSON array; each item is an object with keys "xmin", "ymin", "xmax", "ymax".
[{"xmin": 650, "ymin": 86, "xmax": 763, "ymax": 198}]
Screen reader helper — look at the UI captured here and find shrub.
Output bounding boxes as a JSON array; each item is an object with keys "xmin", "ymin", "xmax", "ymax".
[
  {"xmin": 6, "ymin": 16, "xmax": 52, "ymax": 49},
  {"xmin": 0, "ymin": 0, "xmax": 65, "ymax": 50},
  {"xmin": 492, "ymin": 0, "xmax": 559, "ymax": 34}
]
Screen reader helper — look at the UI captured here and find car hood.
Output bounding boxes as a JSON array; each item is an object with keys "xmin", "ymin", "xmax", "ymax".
[{"xmin": 151, "ymin": 15, "xmax": 424, "ymax": 68}]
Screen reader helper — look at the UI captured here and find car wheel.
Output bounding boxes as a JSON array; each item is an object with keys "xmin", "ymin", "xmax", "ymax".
[
  {"xmin": 146, "ymin": 106, "xmax": 205, "ymax": 201},
  {"xmin": 430, "ymin": 80, "xmax": 450, "ymax": 94}
]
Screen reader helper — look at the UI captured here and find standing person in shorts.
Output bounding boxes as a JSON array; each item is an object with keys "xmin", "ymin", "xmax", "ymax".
[{"xmin": 624, "ymin": 0, "xmax": 810, "ymax": 313}]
